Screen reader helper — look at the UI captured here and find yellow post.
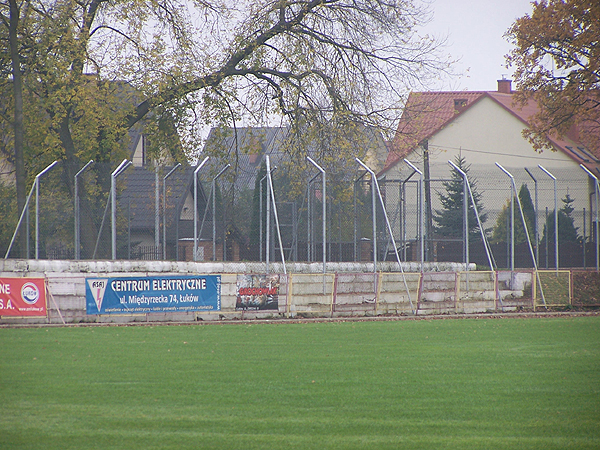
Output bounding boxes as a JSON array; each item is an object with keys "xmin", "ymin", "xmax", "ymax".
[
  {"xmin": 287, "ymin": 274, "xmax": 293, "ymax": 317},
  {"xmin": 330, "ymin": 274, "xmax": 335, "ymax": 317},
  {"xmin": 569, "ymin": 270, "xmax": 573, "ymax": 306},
  {"xmin": 375, "ymin": 272, "xmax": 383, "ymax": 315},
  {"xmin": 455, "ymin": 272, "xmax": 461, "ymax": 313},
  {"xmin": 532, "ymin": 270, "xmax": 537, "ymax": 312}
]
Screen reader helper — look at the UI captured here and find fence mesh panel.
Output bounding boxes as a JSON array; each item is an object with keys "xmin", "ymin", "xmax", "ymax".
[
  {"xmin": 535, "ymin": 270, "xmax": 571, "ymax": 308},
  {"xmin": 2, "ymin": 160, "xmax": 598, "ymax": 268}
]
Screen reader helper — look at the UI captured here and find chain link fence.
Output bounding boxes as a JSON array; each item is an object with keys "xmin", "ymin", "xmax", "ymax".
[{"xmin": 2, "ymin": 159, "xmax": 598, "ymax": 269}]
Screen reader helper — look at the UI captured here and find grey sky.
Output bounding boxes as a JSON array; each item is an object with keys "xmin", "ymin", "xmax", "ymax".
[{"xmin": 421, "ymin": 0, "xmax": 534, "ymax": 91}]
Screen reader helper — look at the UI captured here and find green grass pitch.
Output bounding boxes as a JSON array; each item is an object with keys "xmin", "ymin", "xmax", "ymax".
[{"xmin": 1, "ymin": 316, "xmax": 599, "ymax": 449}]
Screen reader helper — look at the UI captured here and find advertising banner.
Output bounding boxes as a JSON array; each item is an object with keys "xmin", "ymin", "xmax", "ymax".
[
  {"xmin": 236, "ymin": 274, "xmax": 279, "ymax": 310},
  {"xmin": 86, "ymin": 275, "xmax": 220, "ymax": 315},
  {"xmin": 0, "ymin": 278, "xmax": 47, "ymax": 317}
]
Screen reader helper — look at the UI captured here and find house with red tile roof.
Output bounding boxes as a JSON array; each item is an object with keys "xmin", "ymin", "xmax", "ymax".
[
  {"xmin": 381, "ymin": 79, "xmax": 599, "ymax": 178},
  {"xmin": 378, "ymin": 80, "xmax": 600, "ymax": 267}
]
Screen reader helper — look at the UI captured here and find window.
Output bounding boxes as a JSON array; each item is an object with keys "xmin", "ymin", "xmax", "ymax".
[{"xmin": 454, "ymin": 99, "xmax": 467, "ymax": 111}]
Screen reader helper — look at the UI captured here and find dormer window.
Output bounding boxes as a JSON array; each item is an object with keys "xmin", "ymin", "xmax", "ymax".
[{"xmin": 454, "ymin": 99, "xmax": 467, "ymax": 111}]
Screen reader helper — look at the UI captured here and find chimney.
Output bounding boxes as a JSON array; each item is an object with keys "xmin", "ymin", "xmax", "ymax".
[{"xmin": 497, "ymin": 78, "xmax": 512, "ymax": 94}]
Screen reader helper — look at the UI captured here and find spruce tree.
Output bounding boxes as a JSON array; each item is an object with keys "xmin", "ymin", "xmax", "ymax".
[
  {"xmin": 433, "ymin": 156, "xmax": 487, "ymax": 240},
  {"xmin": 519, "ymin": 183, "xmax": 536, "ymax": 237},
  {"xmin": 541, "ymin": 193, "xmax": 580, "ymax": 244},
  {"xmin": 491, "ymin": 184, "xmax": 536, "ymax": 245}
]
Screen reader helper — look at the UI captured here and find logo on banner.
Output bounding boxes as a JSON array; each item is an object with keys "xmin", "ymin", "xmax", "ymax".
[
  {"xmin": 21, "ymin": 282, "xmax": 40, "ymax": 304},
  {"xmin": 87, "ymin": 279, "xmax": 108, "ymax": 311}
]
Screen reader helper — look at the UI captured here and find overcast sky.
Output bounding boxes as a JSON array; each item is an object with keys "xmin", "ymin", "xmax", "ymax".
[{"xmin": 420, "ymin": 0, "xmax": 534, "ymax": 92}]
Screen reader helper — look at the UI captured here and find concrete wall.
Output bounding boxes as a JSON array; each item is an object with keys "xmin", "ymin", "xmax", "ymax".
[{"xmin": 0, "ymin": 259, "xmax": 538, "ymax": 325}]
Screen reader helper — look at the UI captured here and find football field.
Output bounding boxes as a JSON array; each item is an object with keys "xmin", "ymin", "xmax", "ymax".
[{"xmin": 1, "ymin": 316, "xmax": 599, "ymax": 449}]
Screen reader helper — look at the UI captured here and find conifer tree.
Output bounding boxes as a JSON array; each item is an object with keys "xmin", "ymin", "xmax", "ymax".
[
  {"xmin": 491, "ymin": 184, "xmax": 536, "ymax": 245},
  {"xmin": 433, "ymin": 156, "xmax": 487, "ymax": 240},
  {"xmin": 519, "ymin": 183, "xmax": 536, "ymax": 237},
  {"xmin": 541, "ymin": 193, "xmax": 580, "ymax": 244}
]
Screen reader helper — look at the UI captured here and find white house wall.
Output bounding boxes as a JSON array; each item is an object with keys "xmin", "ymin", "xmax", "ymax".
[
  {"xmin": 180, "ymin": 192, "xmax": 195, "ymax": 220},
  {"xmin": 425, "ymin": 97, "xmax": 576, "ymax": 170},
  {"xmin": 131, "ymin": 134, "xmax": 145, "ymax": 167}
]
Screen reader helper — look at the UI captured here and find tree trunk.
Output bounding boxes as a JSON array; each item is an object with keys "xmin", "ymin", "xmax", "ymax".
[
  {"xmin": 58, "ymin": 113, "xmax": 100, "ymax": 259},
  {"xmin": 8, "ymin": 0, "xmax": 27, "ymax": 257}
]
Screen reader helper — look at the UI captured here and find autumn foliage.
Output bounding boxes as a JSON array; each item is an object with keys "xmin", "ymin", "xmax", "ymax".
[{"xmin": 506, "ymin": 0, "xmax": 600, "ymax": 155}]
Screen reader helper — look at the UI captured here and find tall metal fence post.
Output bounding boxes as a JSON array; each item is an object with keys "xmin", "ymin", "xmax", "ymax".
[
  {"xmin": 74, "ymin": 160, "xmax": 94, "ymax": 260},
  {"xmin": 580, "ymin": 164, "xmax": 599, "ymax": 271},
  {"xmin": 583, "ymin": 208, "xmax": 587, "ymax": 268},
  {"xmin": 463, "ymin": 175, "xmax": 469, "ymax": 278},
  {"xmin": 353, "ymin": 179, "xmax": 357, "ymax": 261},
  {"xmin": 538, "ymin": 165, "xmax": 558, "ymax": 272},
  {"xmin": 496, "ymin": 163, "xmax": 515, "ymax": 271},
  {"xmin": 35, "ymin": 161, "xmax": 58, "ymax": 259},
  {"xmin": 356, "ymin": 158, "xmax": 414, "ymax": 314},
  {"xmin": 366, "ymin": 166, "xmax": 377, "ymax": 273},
  {"xmin": 26, "ymin": 207, "xmax": 29, "ymax": 258},
  {"xmin": 405, "ymin": 159, "xmax": 424, "ymax": 272},
  {"xmin": 212, "ymin": 164, "xmax": 230, "ymax": 261},
  {"xmin": 259, "ymin": 166, "xmax": 276, "ymax": 263},
  {"xmin": 510, "ymin": 177, "xmax": 515, "ymax": 271},
  {"xmin": 155, "ymin": 165, "xmax": 160, "ymax": 259},
  {"xmin": 5, "ymin": 161, "xmax": 56, "ymax": 259},
  {"xmin": 401, "ymin": 171, "xmax": 417, "ymax": 263},
  {"xmin": 353, "ymin": 172, "xmax": 368, "ymax": 262},
  {"xmin": 266, "ymin": 155, "xmax": 286, "ymax": 274},
  {"xmin": 35, "ymin": 178, "xmax": 39, "ymax": 259},
  {"xmin": 307, "ymin": 175, "xmax": 313, "ymax": 261},
  {"xmin": 545, "ymin": 207, "xmax": 549, "ymax": 268},
  {"xmin": 193, "ymin": 156, "xmax": 209, "ymax": 262},
  {"xmin": 524, "ymin": 168, "xmax": 539, "ymax": 266},
  {"xmin": 260, "ymin": 175, "xmax": 264, "ymax": 262},
  {"xmin": 111, "ymin": 159, "xmax": 132, "ymax": 260},
  {"xmin": 266, "ymin": 164, "xmax": 271, "ymax": 272},
  {"xmin": 163, "ymin": 163, "xmax": 181, "ymax": 260},
  {"xmin": 307, "ymin": 157, "xmax": 326, "ymax": 275},
  {"xmin": 496, "ymin": 163, "xmax": 546, "ymax": 308}
]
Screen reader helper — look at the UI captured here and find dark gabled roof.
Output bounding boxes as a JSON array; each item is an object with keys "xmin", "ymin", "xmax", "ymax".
[
  {"xmin": 202, "ymin": 126, "xmax": 290, "ymax": 192},
  {"xmin": 119, "ymin": 166, "xmax": 210, "ymax": 239},
  {"xmin": 119, "ymin": 167, "xmax": 156, "ymax": 231},
  {"xmin": 202, "ymin": 125, "xmax": 389, "ymax": 188}
]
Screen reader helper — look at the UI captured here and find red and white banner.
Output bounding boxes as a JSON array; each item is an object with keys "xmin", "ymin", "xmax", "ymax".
[{"xmin": 0, "ymin": 278, "xmax": 47, "ymax": 317}]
